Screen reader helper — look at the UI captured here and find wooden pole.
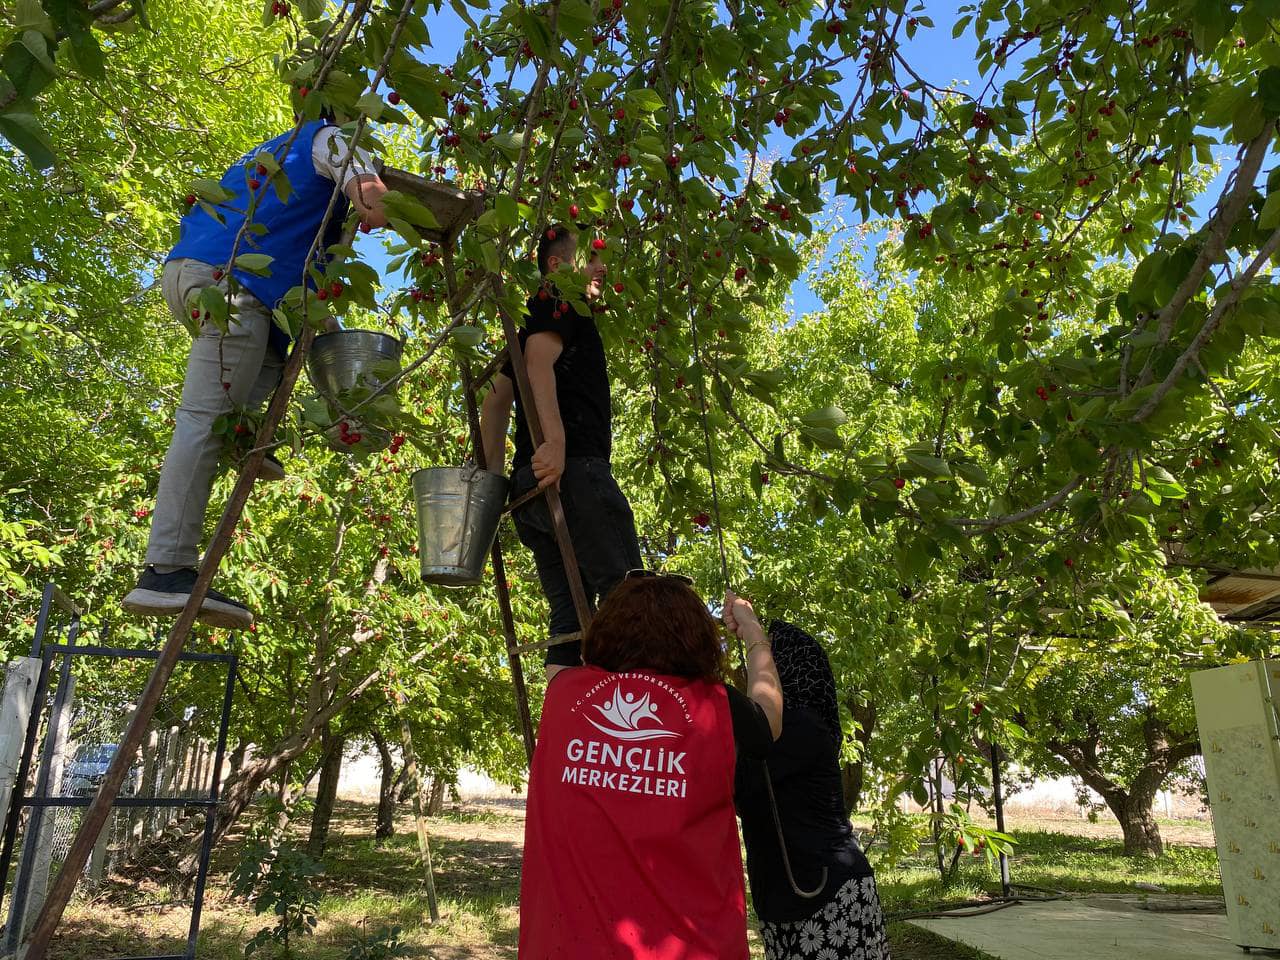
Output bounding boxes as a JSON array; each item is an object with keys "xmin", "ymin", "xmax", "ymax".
[
  {"xmin": 397, "ymin": 711, "xmax": 439, "ymax": 922},
  {"xmin": 445, "ymin": 244, "xmax": 536, "ymax": 761},
  {"xmin": 19, "ymin": 213, "xmax": 355, "ymax": 956}
]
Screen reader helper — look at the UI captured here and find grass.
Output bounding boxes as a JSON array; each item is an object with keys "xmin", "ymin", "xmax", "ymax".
[{"xmin": 46, "ymin": 799, "xmax": 1219, "ymax": 960}]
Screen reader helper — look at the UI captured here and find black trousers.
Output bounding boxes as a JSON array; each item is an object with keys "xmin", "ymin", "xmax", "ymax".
[{"xmin": 510, "ymin": 457, "xmax": 642, "ymax": 666}]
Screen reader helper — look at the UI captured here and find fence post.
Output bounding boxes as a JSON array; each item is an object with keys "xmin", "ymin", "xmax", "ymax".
[
  {"xmin": 127, "ymin": 729, "xmax": 160, "ymax": 862},
  {"xmin": 6, "ymin": 675, "xmax": 75, "ymax": 943},
  {"xmin": 156, "ymin": 726, "xmax": 180, "ymax": 829},
  {"xmin": 0, "ymin": 660, "xmax": 41, "ymax": 826}
]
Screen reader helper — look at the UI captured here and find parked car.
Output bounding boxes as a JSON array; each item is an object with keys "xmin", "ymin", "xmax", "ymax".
[{"xmin": 65, "ymin": 744, "xmax": 141, "ymax": 796}]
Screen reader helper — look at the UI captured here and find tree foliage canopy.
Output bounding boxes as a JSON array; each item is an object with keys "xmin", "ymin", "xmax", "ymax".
[{"xmin": 1, "ymin": 0, "xmax": 1278, "ymax": 852}]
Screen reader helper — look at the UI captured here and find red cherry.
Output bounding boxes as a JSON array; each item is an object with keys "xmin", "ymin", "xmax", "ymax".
[
  {"xmin": 316, "ymin": 289, "xmax": 328, "ymax": 301},
  {"xmin": 614, "ymin": 107, "xmax": 625, "ymax": 120},
  {"xmin": 256, "ymin": 163, "xmax": 267, "ymax": 175},
  {"xmin": 568, "ymin": 97, "xmax": 580, "ymax": 110},
  {"xmin": 184, "ymin": 194, "xmax": 196, "ymax": 206},
  {"xmin": 388, "ymin": 91, "xmax": 401, "ymax": 105},
  {"xmin": 248, "ymin": 178, "xmax": 261, "ymax": 190},
  {"xmin": 591, "ymin": 238, "xmax": 606, "ymax": 251},
  {"xmin": 212, "ymin": 269, "xmax": 224, "ymax": 281},
  {"xmin": 359, "ymin": 222, "xmax": 372, "ymax": 234},
  {"xmin": 971, "ymin": 701, "xmax": 984, "ymax": 716},
  {"xmin": 569, "ymin": 204, "xmax": 580, "ymax": 218},
  {"xmin": 329, "ymin": 281, "xmax": 344, "ymax": 297},
  {"xmin": 190, "ymin": 308, "xmax": 201, "ymax": 320},
  {"xmin": 893, "ymin": 477, "xmax": 906, "ymax": 489},
  {"xmin": 1064, "ymin": 557, "xmax": 1074, "ymax": 567},
  {"xmin": 613, "ymin": 282, "xmax": 624, "ymax": 293}
]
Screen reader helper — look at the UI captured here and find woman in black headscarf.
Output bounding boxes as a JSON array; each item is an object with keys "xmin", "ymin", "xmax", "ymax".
[{"xmin": 735, "ymin": 620, "xmax": 892, "ymax": 960}]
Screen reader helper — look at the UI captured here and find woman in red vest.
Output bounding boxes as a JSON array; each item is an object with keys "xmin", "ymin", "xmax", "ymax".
[{"xmin": 519, "ymin": 574, "xmax": 782, "ymax": 960}]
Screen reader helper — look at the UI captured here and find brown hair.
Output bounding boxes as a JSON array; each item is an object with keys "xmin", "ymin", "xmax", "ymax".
[{"xmin": 584, "ymin": 578, "xmax": 725, "ymax": 682}]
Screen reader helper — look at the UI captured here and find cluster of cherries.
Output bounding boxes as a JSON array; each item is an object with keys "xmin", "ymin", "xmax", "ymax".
[{"xmin": 336, "ymin": 420, "xmax": 363, "ymax": 446}]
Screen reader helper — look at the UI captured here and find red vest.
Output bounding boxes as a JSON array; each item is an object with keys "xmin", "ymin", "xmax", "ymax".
[{"xmin": 519, "ymin": 666, "xmax": 747, "ymax": 960}]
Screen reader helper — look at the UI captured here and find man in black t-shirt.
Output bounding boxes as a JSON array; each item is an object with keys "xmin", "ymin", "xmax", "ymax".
[{"xmin": 479, "ymin": 224, "xmax": 642, "ymax": 677}]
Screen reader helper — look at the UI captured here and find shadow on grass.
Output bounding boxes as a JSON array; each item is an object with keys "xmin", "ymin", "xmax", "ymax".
[{"xmin": 875, "ymin": 826, "xmax": 1222, "ymax": 913}]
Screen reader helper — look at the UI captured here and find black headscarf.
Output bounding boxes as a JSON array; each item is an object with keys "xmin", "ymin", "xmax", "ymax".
[{"xmin": 768, "ymin": 619, "xmax": 841, "ymax": 746}]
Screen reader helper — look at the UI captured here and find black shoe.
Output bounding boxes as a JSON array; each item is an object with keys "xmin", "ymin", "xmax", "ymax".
[
  {"xmin": 259, "ymin": 454, "xmax": 285, "ymax": 482},
  {"xmin": 122, "ymin": 566, "xmax": 255, "ymax": 629}
]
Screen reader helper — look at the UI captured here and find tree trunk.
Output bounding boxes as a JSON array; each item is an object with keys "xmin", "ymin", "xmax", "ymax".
[
  {"xmin": 307, "ymin": 725, "xmax": 346, "ymax": 859},
  {"xmin": 227, "ymin": 741, "xmax": 248, "ymax": 778},
  {"xmin": 1108, "ymin": 792, "xmax": 1164, "ymax": 857},
  {"xmin": 427, "ymin": 775, "xmax": 445, "ymax": 816},
  {"xmin": 372, "ymin": 729, "xmax": 398, "ymax": 845},
  {"xmin": 840, "ymin": 697, "xmax": 876, "ymax": 815}
]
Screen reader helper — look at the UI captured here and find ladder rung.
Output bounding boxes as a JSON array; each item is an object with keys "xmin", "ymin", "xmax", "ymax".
[
  {"xmin": 504, "ymin": 486, "xmax": 544, "ymax": 515},
  {"xmin": 508, "ymin": 632, "xmax": 582, "ymax": 657}
]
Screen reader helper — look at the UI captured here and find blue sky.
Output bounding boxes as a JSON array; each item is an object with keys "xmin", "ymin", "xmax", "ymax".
[{"xmin": 354, "ymin": 1, "xmax": 1229, "ymax": 320}]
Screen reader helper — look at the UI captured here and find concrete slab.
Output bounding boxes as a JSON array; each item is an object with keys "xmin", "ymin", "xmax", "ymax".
[{"xmin": 908, "ymin": 897, "xmax": 1258, "ymax": 960}]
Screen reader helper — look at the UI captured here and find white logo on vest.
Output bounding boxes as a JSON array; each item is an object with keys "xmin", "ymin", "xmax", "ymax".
[
  {"xmin": 563, "ymin": 676, "xmax": 692, "ymax": 799},
  {"xmin": 586, "ymin": 689, "xmax": 681, "ymax": 741}
]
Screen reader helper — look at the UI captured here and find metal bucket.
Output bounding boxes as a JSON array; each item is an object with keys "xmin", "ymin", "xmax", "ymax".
[
  {"xmin": 307, "ymin": 330, "xmax": 404, "ymax": 453},
  {"xmin": 412, "ymin": 465, "xmax": 510, "ymax": 586}
]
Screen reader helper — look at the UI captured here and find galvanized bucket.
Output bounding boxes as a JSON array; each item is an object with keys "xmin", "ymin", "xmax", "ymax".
[
  {"xmin": 307, "ymin": 330, "xmax": 404, "ymax": 453},
  {"xmin": 412, "ymin": 465, "xmax": 510, "ymax": 586}
]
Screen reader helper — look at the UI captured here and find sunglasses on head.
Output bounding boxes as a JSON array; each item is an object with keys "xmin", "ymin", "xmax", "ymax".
[{"xmin": 625, "ymin": 568, "xmax": 694, "ymax": 586}]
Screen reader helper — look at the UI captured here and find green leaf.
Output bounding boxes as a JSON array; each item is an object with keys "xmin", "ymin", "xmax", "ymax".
[
  {"xmin": 1145, "ymin": 465, "xmax": 1187, "ymax": 499},
  {"xmin": 954, "ymin": 462, "xmax": 989, "ymax": 486},
  {"xmin": 556, "ymin": 0, "xmax": 594, "ymax": 38},
  {"xmin": 298, "ymin": 0, "xmax": 325, "ymax": 18},
  {"xmin": 799, "ymin": 425, "xmax": 844, "ymax": 450},
  {"xmin": 380, "ymin": 191, "xmax": 441, "ymax": 230},
  {"xmin": 480, "ymin": 239, "xmax": 499, "ymax": 275},
  {"xmin": 1262, "ymin": 68, "xmax": 1280, "ymax": 119},
  {"xmin": 624, "ymin": 88, "xmax": 666, "ymax": 115},
  {"xmin": 1260, "ymin": 191, "xmax": 1280, "ymax": 231},
  {"xmin": 800, "ymin": 405, "xmax": 848, "ymax": 429},
  {"xmin": 488, "ymin": 131, "xmax": 524, "ymax": 159},
  {"xmin": 16, "ymin": 0, "xmax": 55, "ymax": 38},
  {"xmin": 235, "ymin": 253, "xmax": 275, "ymax": 277},
  {"xmin": 66, "ymin": 29, "xmax": 105, "ymax": 79},
  {"xmin": 0, "ymin": 112, "xmax": 54, "ymax": 169},
  {"xmin": 495, "ymin": 195, "xmax": 519, "ymax": 228},
  {"xmin": 20, "ymin": 31, "xmax": 56, "ymax": 77},
  {"xmin": 192, "ymin": 177, "xmax": 235, "ymax": 203},
  {"xmin": 2, "ymin": 35, "xmax": 57, "ymax": 100},
  {"xmin": 905, "ymin": 451, "xmax": 951, "ymax": 477},
  {"xmin": 451, "ymin": 326, "xmax": 485, "ymax": 348}
]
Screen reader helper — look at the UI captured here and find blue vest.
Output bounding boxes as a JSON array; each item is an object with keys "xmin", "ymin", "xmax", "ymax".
[{"xmin": 169, "ymin": 121, "xmax": 350, "ymax": 355}]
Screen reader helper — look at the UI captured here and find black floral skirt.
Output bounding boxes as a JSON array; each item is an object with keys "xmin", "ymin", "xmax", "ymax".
[{"xmin": 759, "ymin": 873, "xmax": 891, "ymax": 960}]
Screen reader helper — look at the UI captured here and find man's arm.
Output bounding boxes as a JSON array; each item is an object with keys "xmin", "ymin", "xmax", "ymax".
[
  {"xmin": 525, "ymin": 331, "xmax": 566, "ymax": 488},
  {"xmin": 479, "ymin": 373, "xmax": 514, "ymax": 473}
]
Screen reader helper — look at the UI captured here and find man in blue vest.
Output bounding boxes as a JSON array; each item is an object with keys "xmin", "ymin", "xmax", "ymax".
[{"xmin": 123, "ymin": 117, "xmax": 389, "ymax": 630}]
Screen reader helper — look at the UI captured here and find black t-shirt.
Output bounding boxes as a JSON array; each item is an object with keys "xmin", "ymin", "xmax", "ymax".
[
  {"xmin": 735, "ymin": 705, "xmax": 873, "ymax": 922},
  {"xmin": 725, "ymin": 684, "xmax": 772, "ymax": 759},
  {"xmin": 501, "ymin": 294, "xmax": 612, "ymax": 470}
]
